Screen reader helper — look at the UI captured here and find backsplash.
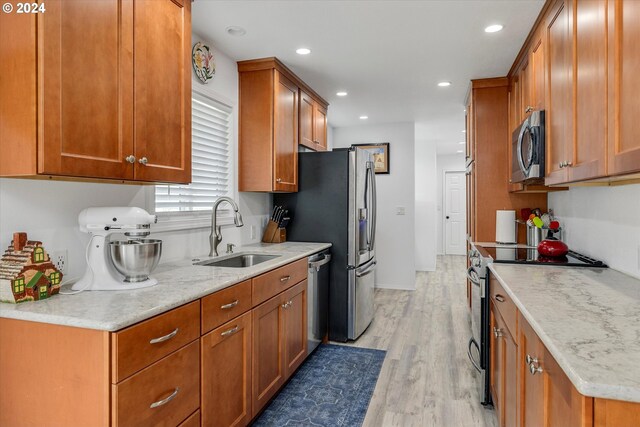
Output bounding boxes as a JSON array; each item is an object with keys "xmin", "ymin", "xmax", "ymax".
[{"xmin": 548, "ymin": 183, "xmax": 640, "ymax": 279}]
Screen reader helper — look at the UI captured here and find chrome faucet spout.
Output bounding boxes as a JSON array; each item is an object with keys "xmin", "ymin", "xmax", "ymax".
[{"xmin": 209, "ymin": 197, "xmax": 243, "ymax": 257}]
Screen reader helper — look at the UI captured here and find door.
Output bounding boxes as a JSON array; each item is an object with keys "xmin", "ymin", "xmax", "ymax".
[
  {"xmin": 39, "ymin": 0, "xmax": 134, "ymax": 180},
  {"xmin": 252, "ymin": 294, "xmax": 284, "ymax": 416},
  {"xmin": 444, "ymin": 171, "xmax": 466, "ymax": 255},
  {"xmin": 608, "ymin": 0, "xmax": 640, "ymax": 175},
  {"xmin": 545, "ymin": 0, "xmax": 572, "ymax": 185},
  {"xmin": 273, "ymin": 71, "xmax": 298, "ymax": 192},
  {"xmin": 283, "ymin": 280, "xmax": 307, "ymax": 378},
  {"xmin": 299, "ymin": 90, "xmax": 315, "ymax": 149},
  {"xmin": 349, "ymin": 258, "xmax": 376, "ymax": 340},
  {"xmin": 133, "ymin": 0, "xmax": 191, "ymax": 183},
  {"xmin": 201, "ymin": 312, "xmax": 252, "ymax": 427},
  {"xmin": 350, "ymin": 149, "xmax": 376, "ymax": 267}
]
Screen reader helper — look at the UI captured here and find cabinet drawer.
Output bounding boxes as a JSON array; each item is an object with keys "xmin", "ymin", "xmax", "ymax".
[
  {"xmin": 490, "ymin": 278, "xmax": 517, "ymax": 340},
  {"xmin": 202, "ymin": 280, "xmax": 252, "ymax": 334},
  {"xmin": 178, "ymin": 410, "xmax": 200, "ymax": 427},
  {"xmin": 252, "ymin": 258, "xmax": 307, "ymax": 306},
  {"xmin": 112, "ymin": 301, "xmax": 200, "ymax": 383},
  {"xmin": 113, "ymin": 340, "xmax": 200, "ymax": 427}
]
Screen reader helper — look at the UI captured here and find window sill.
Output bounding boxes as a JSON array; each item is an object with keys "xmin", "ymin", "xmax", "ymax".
[{"xmin": 152, "ymin": 213, "xmax": 234, "ymax": 233}]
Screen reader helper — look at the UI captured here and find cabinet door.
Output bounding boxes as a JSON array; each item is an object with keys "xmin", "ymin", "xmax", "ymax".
[
  {"xmin": 283, "ymin": 280, "xmax": 307, "ymax": 378},
  {"xmin": 313, "ymin": 102, "xmax": 328, "ymax": 151},
  {"xmin": 572, "ymin": 0, "xmax": 607, "ymax": 181},
  {"xmin": 252, "ymin": 293, "xmax": 285, "ymax": 417},
  {"xmin": 504, "ymin": 325, "xmax": 518, "ymax": 427},
  {"xmin": 202, "ymin": 312, "xmax": 252, "ymax": 427},
  {"xmin": 273, "ymin": 71, "xmax": 298, "ymax": 192},
  {"xmin": 490, "ymin": 305, "xmax": 503, "ymax": 423},
  {"xmin": 39, "ymin": 0, "xmax": 134, "ymax": 180},
  {"xmin": 134, "ymin": 0, "xmax": 191, "ymax": 183},
  {"xmin": 531, "ymin": 34, "xmax": 545, "ymax": 111},
  {"xmin": 608, "ymin": 0, "xmax": 640, "ymax": 175},
  {"xmin": 520, "ymin": 59, "xmax": 532, "ymax": 119},
  {"xmin": 545, "ymin": 0, "xmax": 572, "ymax": 185},
  {"xmin": 519, "ymin": 314, "xmax": 544, "ymax": 427},
  {"xmin": 299, "ymin": 90, "xmax": 315, "ymax": 149}
]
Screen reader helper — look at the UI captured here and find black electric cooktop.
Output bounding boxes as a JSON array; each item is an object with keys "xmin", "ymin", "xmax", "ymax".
[{"xmin": 483, "ymin": 247, "xmax": 608, "ymax": 268}]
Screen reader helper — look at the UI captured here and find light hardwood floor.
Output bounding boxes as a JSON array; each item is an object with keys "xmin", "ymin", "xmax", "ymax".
[{"xmin": 342, "ymin": 255, "xmax": 498, "ymax": 427}]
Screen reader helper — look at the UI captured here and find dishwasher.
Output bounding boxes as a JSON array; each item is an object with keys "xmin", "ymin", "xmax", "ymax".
[{"xmin": 307, "ymin": 250, "xmax": 331, "ymax": 355}]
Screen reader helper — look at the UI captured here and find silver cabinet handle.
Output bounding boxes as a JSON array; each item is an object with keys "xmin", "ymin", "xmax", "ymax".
[
  {"xmin": 281, "ymin": 300, "xmax": 293, "ymax": 309},
  {"xmin": 150, "ymin": 387, "xmax": 179, "ymax": 409},
  {"xmin": 125, "ymin": 155, "xmax": 136, "ymax": 164},
  {"xmin": 495, "ymin": 294, "xmax": 506, "ymax": 303},
  {"xmin": 221, "ymin": 325, "xmax": 239, "ymax": 337},
  {"xmin": 529, "ymin": 362, "xmax": 543, "ymax": 375},
  {"xmin": 149, "ymin": 328, "xmax": 179, "ymax": 344},
  {"xmin": 466, "ymin": 267, "xmax": 480, "ymax": 286},
  {"xmin": 493, "ymin": 327, "xmax": 503, "ymax": 338},
  {"xmin": 138, "ymin": 157, "xmax": 148, "ymax": 165},
  {"xmin": 280, "ymin": 275, "xmax": 291, "ymax": 283},
  {"xmin": 220, "ymin": 300, "xmax": 239, "ymax": 310}
]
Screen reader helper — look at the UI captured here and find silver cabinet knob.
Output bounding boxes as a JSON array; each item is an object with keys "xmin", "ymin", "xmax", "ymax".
[
  {"xmin": 138, "ymin": 157, "xmax": 148, "ymax": 165},
  {"xmin": 529, "ymin": 362, "xmax": 543, "ymax": 375},
  {"xmin": 276, "ymin": 178, "xmax": 282, "ymax": 183},
  {"xmin": 559, "ymin": 162, "xmax": 564, "ymax": 169},
  {"xmin": 566, "ymin": 161, "xmax": 573, "ymax": 167},
  {"xmin": 493, "ymin": 327, "xmax": 503, "ymax": 338},
  {"xmin": 526, "ymin": 354, "xmax": 539, "ymax": 364},
  {"xmin": 125, "ymin": 155, "xmax": 136, "ymax": 164}
]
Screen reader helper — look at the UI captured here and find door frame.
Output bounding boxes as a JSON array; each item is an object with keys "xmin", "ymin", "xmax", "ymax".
[{"xmin": 442, "ymin": 170, "xmax": 467, "ymax": 255}]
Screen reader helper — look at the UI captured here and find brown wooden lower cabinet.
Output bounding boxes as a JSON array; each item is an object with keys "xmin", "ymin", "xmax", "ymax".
[
  {"xmin": 201, "ymin": 311, "xmax": 252, "ymax": 427},
  {"xmin": 490, "ymin": 302, "xmax": 518, "ymax": 427},
  {"xmin": 595, "ymin": 399, "xmax": 640, "ymax": 427},
  {"xmin": 252, "ymin": 279, "xmax": 308, "ymax": 418}
]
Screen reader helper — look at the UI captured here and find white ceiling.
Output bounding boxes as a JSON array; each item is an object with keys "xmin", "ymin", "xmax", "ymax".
[{"xmin": 192, "ymin": 0, "xmax": 544, "ymax": 155}]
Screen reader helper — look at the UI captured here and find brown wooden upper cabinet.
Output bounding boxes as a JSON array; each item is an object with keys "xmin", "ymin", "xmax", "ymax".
[
  {"xmin": 0, "ymin": 0, "xmax": 191, "ymax": 183},
  {"xmin": 238, "ymin": 58, "xmax": 329, "ymax": 192},
  {"xmin": 299, "ymin": 90, "xmax": 328, "ymax": 152}
]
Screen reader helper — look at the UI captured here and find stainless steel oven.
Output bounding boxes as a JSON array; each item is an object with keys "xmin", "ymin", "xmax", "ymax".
[{"xmin": 467, "ymin": 244, "xmax": 492, "ymax": 406}]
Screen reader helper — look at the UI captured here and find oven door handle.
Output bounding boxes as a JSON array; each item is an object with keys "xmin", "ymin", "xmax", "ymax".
[
  {"xmin": 466, "ymin": 267, "xmax": 481, "ymax": 286},
  {"xmin": 467, "ymin": 338, "xmax": 482, "ymax": 373}
]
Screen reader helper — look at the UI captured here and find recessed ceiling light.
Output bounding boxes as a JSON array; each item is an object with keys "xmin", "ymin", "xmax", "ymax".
[
  {"xmin": 336, "ymin": 91, "xmax": 348, "ymax": 97},
  {"xmin": 457, "ymin": 150, "xmax": 464, "ymax": 153},
  {"xmin": 438, "ymin": 81, "xmax": 452, "ymax": 87},
  {"xmin": 226, "ymin": 26, "xmax": 246, "ymax": 36},
  {"xmin": 296, "ymin": 48, "xmax": 311, "ymax": 55},
  {"xmin": 485, "ymin": 24, "xmax": 504, "ymax": 33},
  {"xmin": 459, "ymin": 141, "xmax": 465, "ymax": 145},
  {"xmin": 359, "ymin": 115, "xmax": 369, "ymax": 120}
]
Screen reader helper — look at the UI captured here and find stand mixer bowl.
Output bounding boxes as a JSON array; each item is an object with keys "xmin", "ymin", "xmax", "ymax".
[{"xmin": 109, "ymin": 239, "xmax": 162, "ymax": 283}]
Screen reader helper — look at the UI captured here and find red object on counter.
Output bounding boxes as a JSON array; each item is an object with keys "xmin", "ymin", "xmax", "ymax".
[
  {"xmin": 537, "ymin": 239, "xmax": 569, "ymax": 257},
  {"xmin": 549, "ymin": 220, "xmax": 560, "ymax": 230},
  {"xmin": 520, "ymin": 208, "xmax": 532, "ymax": 222}
]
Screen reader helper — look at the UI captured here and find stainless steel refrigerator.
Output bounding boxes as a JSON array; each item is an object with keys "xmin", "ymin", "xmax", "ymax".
[{"xmin": 274, "ymin": 147, "xmax": 377, "ymax": 342}]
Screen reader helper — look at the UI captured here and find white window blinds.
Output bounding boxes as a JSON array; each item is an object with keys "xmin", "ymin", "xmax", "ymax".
[{"xmin": 155, "ymin": 92, "xmax": 232, "ymax": 213}]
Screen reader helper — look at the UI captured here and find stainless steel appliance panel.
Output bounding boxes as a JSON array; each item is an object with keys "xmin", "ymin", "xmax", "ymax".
[
  {"xmin": 348, "ymin": 257, "xmax": 376, "ymax": 340},
  {"xmin": 307, "ymin": 251, "xmax": 331, "ymax": 355}
]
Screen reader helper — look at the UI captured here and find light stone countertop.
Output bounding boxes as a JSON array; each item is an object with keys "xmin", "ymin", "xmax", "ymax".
[
  {"xmin": 0, "ymin": 241, "xmax": 331, "ymax": 331},
  {"xmin": 488, "ymin": 263, "xmax": 640, "ymax": 403}
]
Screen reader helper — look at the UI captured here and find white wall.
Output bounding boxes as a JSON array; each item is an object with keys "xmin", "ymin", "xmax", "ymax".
[
  {"xmin": 415, "ymin": 140, "xmax": 438, "ymax": 271},
  {"xmin": 436, "ymin": 154, "xmax": 466, "ymax": 255},
  {"xmin": 0, "ymin": 37, "xmax": 270, "ymax": 283},
  {"xmin": 333, "ymin": 122, "xmax": 416, "ymax": 290},
  {"xmin": 548, "ymin": 184, "xmax": 640, "ymax": 279}
]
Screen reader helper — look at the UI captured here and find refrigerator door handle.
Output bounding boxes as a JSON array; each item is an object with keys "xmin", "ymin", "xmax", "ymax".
[
  {"xmin": 356, "ymin": 260, "xmax": 377, "ymax": 277},
  {"xmin": 369, "ymin": 162, "xmax": 377, "ymax": 251}
]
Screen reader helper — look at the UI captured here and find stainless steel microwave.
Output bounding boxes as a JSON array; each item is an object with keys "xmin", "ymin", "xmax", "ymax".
[{"xmin": 511, "ymin": 110, "xmax": 545, "ymax": 183}]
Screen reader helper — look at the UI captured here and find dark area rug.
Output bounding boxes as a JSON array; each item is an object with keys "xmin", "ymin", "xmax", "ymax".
[{"xmin": 252, "ymin": 344, "xmax": 386, "ymax": 427}]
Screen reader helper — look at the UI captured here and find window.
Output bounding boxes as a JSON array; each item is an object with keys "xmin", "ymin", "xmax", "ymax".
[
  {"xmin": 155, "ymin": 91, "xmax": 232, "ymax": 220},
  {"xmin": 13, "ymin": 278, "xmax": 24, "ymax": 293},
  {"xmin": 49, "ymin": 272, "xmax": 61, "ymax": 285},
  {"xmin": 34, "ymin": 248, "xmax": 44, "ymax": 263}
]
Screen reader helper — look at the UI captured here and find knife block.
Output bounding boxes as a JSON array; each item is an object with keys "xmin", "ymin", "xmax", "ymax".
[{"xmin": 262, "ymin": 220, "xmax": 286, "ymax": 243}]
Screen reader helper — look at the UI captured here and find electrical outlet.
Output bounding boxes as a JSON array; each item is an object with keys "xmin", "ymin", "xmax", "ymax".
[
  {"xmin": 50, "ymin": 250, "xmax": 67, "ymax": 274},
  {"xmin": 396, "ymin": 206, "xmax": 406, "ymax": 215}
]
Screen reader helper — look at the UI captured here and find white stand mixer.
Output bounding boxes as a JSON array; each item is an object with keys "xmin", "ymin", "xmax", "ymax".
[{"xmin": 72, "ymin": 207, "xmax": 161, "ymax": 291}]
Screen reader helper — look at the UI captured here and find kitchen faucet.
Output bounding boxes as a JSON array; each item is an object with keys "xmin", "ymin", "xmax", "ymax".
[{"xmin": 210, "ymin": 196, "xmax": 244, "ymax": 257}]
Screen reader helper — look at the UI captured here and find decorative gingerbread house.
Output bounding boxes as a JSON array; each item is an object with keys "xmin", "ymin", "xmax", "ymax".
[{"xmin": 0, "ymin": 232, "xmax": 63, "ymax": 303}]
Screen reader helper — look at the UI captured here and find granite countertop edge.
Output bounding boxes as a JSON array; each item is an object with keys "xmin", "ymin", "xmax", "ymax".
[
  {"xmin": 488, "ymin": 263, "xmax": 640, "ymax": 403},
  {"xmin": 0, "ymin": 242, "xmax": 331, "ymax": 332}
]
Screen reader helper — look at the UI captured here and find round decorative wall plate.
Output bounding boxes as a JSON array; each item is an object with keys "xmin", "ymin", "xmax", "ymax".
[{"xmin": 192, "ymin": 42, "xmax": 215, "ymax": 83}]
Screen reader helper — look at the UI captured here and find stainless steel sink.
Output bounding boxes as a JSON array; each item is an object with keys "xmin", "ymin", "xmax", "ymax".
[{"xmin": 194, "ymin": 253, "xmax": 280, "ymax": 268}]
